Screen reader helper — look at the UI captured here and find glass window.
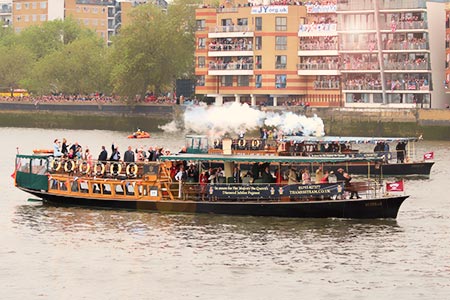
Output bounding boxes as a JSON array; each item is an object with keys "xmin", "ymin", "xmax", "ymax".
[
  {"xmin": 32, "ymin": 2, "xmax": 37, "ymax": 9},
  {"xmin": 255, "ymin": 75, "xmax": 262, "ymax": 88},
  {"xmin": 255, "ymin": 36, "xmax": 262, "ymax": 50},
  {"xmin": 40, "ymin": 2, "xmax": 46, "ymax": 9},
  {"xmin": 40, "ymin": 14, "xmax": 46, "ymax": 21},
  {"xmin": 32, "ymin": 14, "xmax": 37, "ymax": 21},
  {"xmin": 238, "ymin": 76, "xmax": 250, "ymax": 87},
  {"xmin": 24, "ymin": 15, "xmax": 29, "ymax": 22},
  {"xmin": 196, "ymin": 19, "xmax": 205, "ymax": 30},
  {"xmin": 237, "ymin": 18, "xmax": 248, "ymax": 26},
  {"xmin": 276, "ymin": 17, "xmax": 287, "ymax": 31},
  {"xmin": 255, "ymin": 55, "xmax": 262, "ymax": 69},
  {"xmin": 24, "ymin": 3, "xmax": 29, "ymax": 9},
  {"xmin": 198, "ymin": 56, "xmax": 205, "ymax": 68},
  {"xmin": 255, "ymin": 17, "xmax": 262, "ymax": 31},
  {"xmin": 275, "ymin": 75, "xmax": 286, "ymax": 88},
  {"xmin": 275, "ymin": 36, "xmax": 287, "ymax": 50},
  {"xmin": 198, "ymin": 38, "xmax": 206, "ymax": 49},
  {"xmin": 16, "ymin": 3, "xmax": 21, "ymax": 10},
  {"xmin": 275, "ymin": 55, "xmax": 287, "ymax": 69},
  {"xmin": 196, "ymin": 75, "xmax": 205, "ymax": 86},
  {"xmin": 221, "ymin": 76, "xmax": 233, "ymax": 87}
]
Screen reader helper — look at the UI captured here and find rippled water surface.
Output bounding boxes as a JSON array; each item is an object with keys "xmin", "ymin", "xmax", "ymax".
[{"xmin": 1, "ymin": 128, "xmax": 449, "ymax": 300}]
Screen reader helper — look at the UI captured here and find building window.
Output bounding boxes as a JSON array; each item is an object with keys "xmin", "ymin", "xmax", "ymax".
[
  {"xmin": 24, "ymin": 3, "xmax": 29, "ymax": 9},
  {"xmin": 198, "ymin": 38, "xmax": 206, "ymax": 49},
  {"xmin": 15, "ymin": 3, "xmax": 21, "ymax": 10},
  {"xmin": 238, "ymin": 76, "xmax": 250, "ymax": 87},
  {"xmin": 237, "ymin": 18, "xmax": 248, "ymax": 26},
  {"xmin": 255, "ymin": 17, "xmax": 262, "ymax": 31},
  {"xmin": 198, "ymin": 56, "xmax": 205, "ymax": 68},
  {"xmin": 275, "ymin": 55, "xmax": 287, "ymax": 69},
  {"xmin": 255, "ymin": 55, "xmax": 262, "ymax": 69},
  {"xmin": 24, "ymin": 15, "xmax": 29, "ymax": 22},
  {"xmin": 255, "ymin": 75, "xmax": 262, "ymax": 88},
  {"xmin": 93, "ymin": 7, "xmax": 98, "ymax": 14},
  {"xmin": 275, "ymin": 75, "xmax": 286, "ymax": 88},
  {"xmin": 275, "ymin": 17, "xmax": 287, "ymax": 31},
  {"xmin": 32, "ymin": 2, "xmax": 37, "ymax": 9},
  {"xmin": 221, "ymin": 76, "xmax": 233, "ymax": 87},
  {"xmin": 196, "ymin": 75, "xmax": 205, "ymax": 86},
  {"xmin": 255, "ymin": 36, "xmax": 262, "ymax": 50},
  {"xmin": 40, "ymin": 2, "xmax": 46, "ymax": 9},
  {"xmin": 32, "ymin": 14, "xmax": 37, "ymax": 22},
  {"xmin": 196, "ymin": 19, "xmax": 205, "ymax": 31},
  {"xmin": 40, "ymin": 14, "xmax": 46, "ymax": 21},
  {"xmin": 275, "ymin": 36, "xmax": 287, "ymax": 50}
]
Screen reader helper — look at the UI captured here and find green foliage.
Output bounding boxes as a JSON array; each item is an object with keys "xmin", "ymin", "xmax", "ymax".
[
  {"xmin": 110, "ymin": 2, "xmax": 196, "ymax": 100},
  {"xmin": 0, "ymin": 44, "xmax": 34, "ymax": 90}
]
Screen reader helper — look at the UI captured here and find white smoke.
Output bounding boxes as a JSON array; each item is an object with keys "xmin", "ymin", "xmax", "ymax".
[{"xmin": 160, "ymin": 102, "xmax": 325, "ymax": 137}]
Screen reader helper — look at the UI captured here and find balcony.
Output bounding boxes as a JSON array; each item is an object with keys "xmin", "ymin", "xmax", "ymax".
[
  {"xmin": 340, "ymin": 42, "xmax": 378, "ymax": 53},
  {"xmin": 384, "ymin": 61, "xmax": 429, "ymax": 71},
  {"xmin": 297, "ymin": 63, "xmax": 340, "ymax": 76},
  {"xmin": 341, "ymin": 62, "xmax": 380, "ymax": 72},
  {"xmin": 208, "ymin": 25, "xmax": 254, "ymax": 39},
  {"xmin": 207, "ymin": 40, "xmax": 253, "ymax": 57},
  {"xmin": 208, "ymin": 63, "xmax": 254, "ymax": 76},
  {"xmin": 298, "ymin": 23, "xmax": 337, "ymax": 37},
  {"xmin": 379, "ymin": 20, "xmax": 427, "ymax": 31}
]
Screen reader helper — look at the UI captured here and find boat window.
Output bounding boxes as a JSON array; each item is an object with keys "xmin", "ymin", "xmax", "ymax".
[
  {"xmin": 126, "ymin": 183, "xmax": 135, "ymax": 196},
  {"xmin": 80, "ymin": 181, "xmax": 89, "ymax": 193},
  {"xmin": 50, "ymin": 179, "xmax": 58, "ymax": 190},
  {"xmin": 138, "ymin": 185, "xmax": 147, "ymax": 196},
  {"xmin": 59, "ymin": 180, "xmax": 67, "ymax": 191},
  {"xmin": 92, "ymin": 183, "xmax": 101, "ymax": 194},
  {"xmin": 102, "ymin": 184, "xmax": 111, "ymax": 195},
  {"xmin": 114, "ymin": 184, "xmax": 124, "ymax": 195},
  {"xmin": 31, "ymin": 158, "xmax": 48, "ymax": 175},
  {"xmin": 71, "ymin": 181, "xmax": 79, "ymax": 192}
]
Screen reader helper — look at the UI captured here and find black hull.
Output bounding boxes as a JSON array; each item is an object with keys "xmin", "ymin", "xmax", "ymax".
[
  {"xmin": 322, "ymin": 161, "xmax": 434, "ymax": 177},
  {"xmin": 21, "ymin": 188, "xmax": 408, "ymax": 219}
]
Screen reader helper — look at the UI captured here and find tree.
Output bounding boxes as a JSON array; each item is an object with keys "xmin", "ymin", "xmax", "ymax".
[
  {"xmin": 0, "ymin": 44, "xmax": 34, "ymax": 95},
  {"xmin": 110, "ymin": 1, "xmax": 196, "ymax": 101},
  {"xmin": 24, "ymin": 35, "xmax": 111, "ymax": 95}
]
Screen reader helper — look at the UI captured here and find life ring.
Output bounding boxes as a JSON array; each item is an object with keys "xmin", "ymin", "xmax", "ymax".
[
  {"xmin": 251, "ymin": 139, "xmax": 260, "ymax": 148},
  {"xmin": 238, "ymin": 139, "xmax": 246, "ymax": 148},
  {"xmin": 94, "ymin": 162, "xmax": 105, "ymax": 176},
  {"xmin": 126, "ymin": 163, "xmax": 138, "ymax": 178},
  {"xmin": 64, "ymin": 160, "xmax": 76, "ymax": 173},
  {"xmin": 51, "ymin": 159, "xmax": 62, "ymax": 171},
  {"xmin": 110, "ymin": 162, "xmax": 122, "ymax": 176},
  {"xmin": 79, "ymin": 161, "xmax": 91, "ymax": 175}
]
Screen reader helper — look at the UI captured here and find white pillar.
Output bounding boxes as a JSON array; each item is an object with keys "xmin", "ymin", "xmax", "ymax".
[
  {"xmin": 251, "ymin": 94, "xmax": 256, "ymax": 106},
  {"xmin": 235, "ymin": 94, "xmax": 241, "ymax": 103},
  {"xmin": 273, "ymin": 96, "xmax": 278, "ymax": 107},
  {"xmin": 215, "ymin": 95, "xmax": 223, "ymax": 105}
]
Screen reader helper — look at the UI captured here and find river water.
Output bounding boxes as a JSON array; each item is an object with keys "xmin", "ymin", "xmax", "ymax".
[{"xmin": 1, "ymin": 127, "xmax": 449, "ymax": 300}]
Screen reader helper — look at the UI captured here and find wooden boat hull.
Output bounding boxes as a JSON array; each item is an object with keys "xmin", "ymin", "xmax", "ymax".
[{"xmin": 20, "ymin": 187, "xmax": 408, "ymax": 219}]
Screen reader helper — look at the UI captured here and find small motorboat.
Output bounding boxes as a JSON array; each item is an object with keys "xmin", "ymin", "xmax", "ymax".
[{"xmin": 127, "ymin": 130, "xmax": 150, "ymax": 139}]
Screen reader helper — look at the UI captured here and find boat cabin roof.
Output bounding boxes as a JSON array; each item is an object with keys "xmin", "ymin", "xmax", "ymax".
[
  {"xmin": 282, "ymin": 136, "xmax": 419, "ymax": 144},
  {"xmin": 160, "ymin": 153, "xmax": 383, "ymax": 163}
]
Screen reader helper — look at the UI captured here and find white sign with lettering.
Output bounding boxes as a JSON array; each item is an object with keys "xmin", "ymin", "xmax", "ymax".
[{"xmin": 251, "ymin": 6, "xmax": 288, "ymax": 14}]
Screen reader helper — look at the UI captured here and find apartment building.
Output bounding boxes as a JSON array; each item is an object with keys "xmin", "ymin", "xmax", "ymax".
[
  {"xmin": 0, "ymin": 0, "xmax": 12, "ymax": 27},
  {"xmin": 11, "ymin": 0, "xmax": 167, "ymax": 44},
  {"xmin": 195, "ymin": 0, "xmax": 447, "ymax": 108}
]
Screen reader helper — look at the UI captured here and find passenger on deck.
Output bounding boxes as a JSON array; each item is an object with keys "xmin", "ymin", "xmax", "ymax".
[
  {"xmin": 315, "ymin": 166, "xmax": 323, "ymax": 183},
  {"xmin": 287, "ymin": 167, "xmax": 298, "ymax": 184},
  {"xmin": 261, "ymin": 165, "xmax": 275, "ymax": 183},
  {"xmin": 124, "ymin": 146, "xmax": 135, "ymax": 163},
  {"xmin": 109, "ymin": 143, "xmax": 120, "ymax": 161},
  {"xmin": 302, "ymin": 168, "xmax": 311, "ymax": 184},
  {"xmin": 98, "ymin": 146, "xmax": 108, "ymax": 162},
  {"xmin": 53, "ymin": 139, "xmax": 62, "ymax": 157}
]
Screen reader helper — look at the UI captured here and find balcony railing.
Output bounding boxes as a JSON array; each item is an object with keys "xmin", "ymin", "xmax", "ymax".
[
  {"xmin": 209, "ymin": 63, "xmax": 253, "ymax": 70},
  {"xmin": 76, "ymin": 0, "xmax": 114, "ymax": 5},
  {"xmin": 208, "ymin": 43, "xmax": 253, "ymax": 51},
  {"xmin": 299, "ymin": 43, "xmax": 338, "ymax": 51},
  {"xmin": 340, "ymin": 42, "xmax": 378, "ymax": 51},
  {"xmin": 380, "ymin": 21, "xmax": 427, "ymax": 31},
  {"xmin": 338, "ymin": 0, "xmax": 426, "ymax": 11},
  {"xmin": 313, "ymin": 80, "xmax": 340, "ymax": 89},
  {"xmin": 383, "ymin": 41, "xmax": 429, "ymax": 51},
  {"xmin": 297, "ymin": 63, "xmax": 340, "ymax": 70},
  {"xmin": 341, "ymin": 62, "xmax": 380, "ymax": 70},
  {"xmin": 299, "ymin": 23, "xmax": 337, "ymax": 34},
  {"xmin": 384, "ymin": 61, "xmax": 429, "ymax": 71},
  {"xmin": 209, "ymin": 25, "xmax": 252, "ymax": 33}
]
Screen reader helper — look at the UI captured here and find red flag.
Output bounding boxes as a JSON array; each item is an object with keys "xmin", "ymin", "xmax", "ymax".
[
  {"xmin": 423, "ymin": 151, "xmax": 434, "ymax": 160},
  {"xmin": 386, "ymin": 180, "xmax": 404, "ymax": 192}
]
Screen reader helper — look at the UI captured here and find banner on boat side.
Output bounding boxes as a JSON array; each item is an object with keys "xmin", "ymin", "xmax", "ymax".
[{"xmin": 206, "ymin": 183, "xmax": 345, "ymax": 200}]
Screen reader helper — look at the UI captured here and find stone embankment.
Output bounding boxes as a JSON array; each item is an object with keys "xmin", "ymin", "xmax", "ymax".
[{"xmin": 1, "ymin": 102, "xmax": 449, "ymax": 140}]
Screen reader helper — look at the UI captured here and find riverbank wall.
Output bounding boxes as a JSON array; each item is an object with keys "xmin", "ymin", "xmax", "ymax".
[{"xmin": 1, "ymin": 102, "xmax": 449, "ymax": 140}]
